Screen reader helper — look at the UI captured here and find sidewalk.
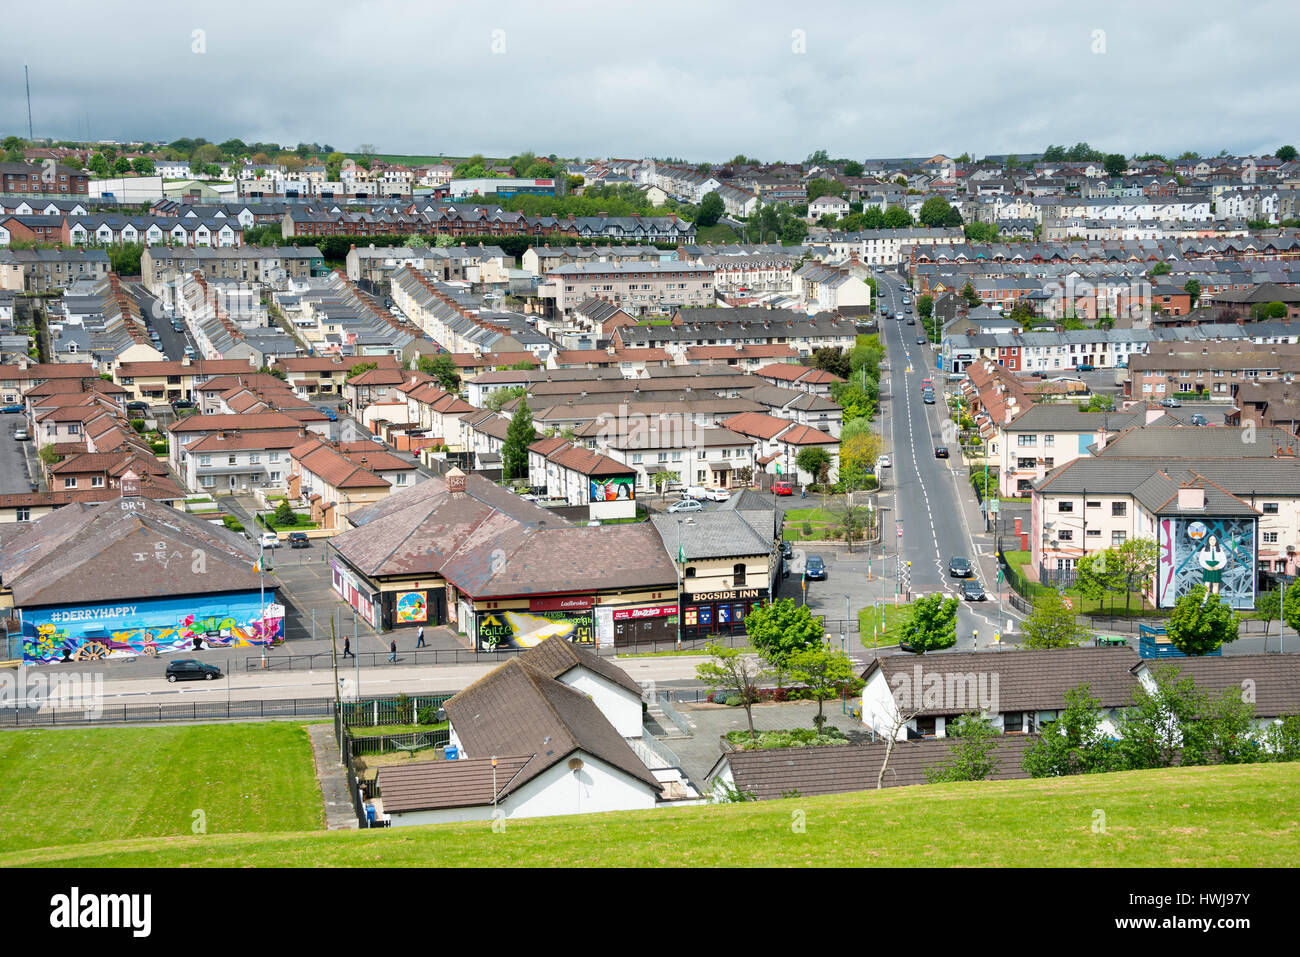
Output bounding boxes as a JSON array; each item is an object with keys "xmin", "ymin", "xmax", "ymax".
[{"xmin": 306, "ymin": 724, "xmax": 358, "ymax": 830}]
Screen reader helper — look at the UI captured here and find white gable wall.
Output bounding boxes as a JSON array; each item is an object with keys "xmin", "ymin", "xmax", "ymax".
[{"xmin": 559, "ymin": 669, "xmax": 644, "ymax": 738}]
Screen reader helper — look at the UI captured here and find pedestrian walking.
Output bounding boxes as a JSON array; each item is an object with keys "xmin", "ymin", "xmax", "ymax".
[
  {"xmin": 416, "ymin": 625, "xmax": 426, "ymax": 648},
  {"xmin": 342, "ymin": 636, "xmax": 354, "ymax": 659},
  {"xmin": 388, "ymin": 638, "xmax": 397, "ymax": 663}
]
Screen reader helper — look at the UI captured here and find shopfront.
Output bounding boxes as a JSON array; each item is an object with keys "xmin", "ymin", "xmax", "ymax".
[
  {"xmin": 331, "ymin": 558, "xmax": 380, "ymax": 628},
  {"xmin": 612, "ymin": 603, "xmax": 679, "ymax": 647},
  {"xmin": 681, "ymin": 587, "xmax": 766, "ymax": 641}
]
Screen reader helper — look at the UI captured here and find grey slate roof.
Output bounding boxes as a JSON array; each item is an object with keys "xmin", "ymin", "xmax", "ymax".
[{"xmin": 650, "ymin": 511, "xmax": 774, "ymax": 561}]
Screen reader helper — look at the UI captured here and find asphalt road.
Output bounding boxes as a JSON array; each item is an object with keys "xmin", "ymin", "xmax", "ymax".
[
  {"xmin": 0, "ymin": 413, "xmax": 37, "ymax": 494},
  {"xmin": 124, "ymin": 280, "xmax": 195, "ymax": 362}
]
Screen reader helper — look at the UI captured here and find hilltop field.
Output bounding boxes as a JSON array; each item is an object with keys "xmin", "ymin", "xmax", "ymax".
[{"xmin": 0, "ymin": 723, "xmax": 1295, "ymax": 867}]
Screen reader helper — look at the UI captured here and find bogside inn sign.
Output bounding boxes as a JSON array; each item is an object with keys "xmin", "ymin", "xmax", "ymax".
[{"xmin": 688, "ymin": 588, "xmax": 763, "ymax": 603}]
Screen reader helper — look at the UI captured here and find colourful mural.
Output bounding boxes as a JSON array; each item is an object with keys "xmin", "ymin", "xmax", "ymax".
[
  {"xmin": 589, "ymin": 476, "xmax": 635, "ymax": 502},
  {"xmin": 395, "ymin": 591, "xmax": 428, "ymax": 623},
  {"xmin": 20, "ymin": 593, "xmax": 285, "ymax": 664},
  {"xmin": 1158, "ymin": 516, "xmax": 1256, "ymax": 610},
  {"xmin": 478, "ymin": 607, "xmax": 595, "ymax": 649}
]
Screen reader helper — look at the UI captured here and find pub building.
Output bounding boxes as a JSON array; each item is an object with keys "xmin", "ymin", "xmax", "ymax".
[{"xmin": 651, "ymin": 507, "xmax": 781, "ymax": 642}]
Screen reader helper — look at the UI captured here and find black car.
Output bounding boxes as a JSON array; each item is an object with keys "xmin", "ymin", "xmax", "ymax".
[
  {"xmin": 172, "ymin": 398, "xmax": 194, "ymax": 409},
  {"xmin": 805, "ymin": 554, "xmax": 827, "ymax": 580},
  {"xmin": 126, "ymin": 401, "xmax": 149, "ymax": 414},
  {"xmin": 1190, "ymin": 413, "xmax": 1208, "ymax": 426},
  {"xmin": 288, "ymin": 531, "xmax": 310, "ymax": 549},
  {"xmin": 934, "ymin": 446, "xmax": 949, "ymax": 458},
  {"xmin": 923, "ymin": 392, "xmax": 936, "ymax": 404},
  {"xmin": 897, "ymin": 639, "xmax": 923, "ymax": 654},
  {"xmin": 962, "ymin": 578, "xmax": 986, "ymax": 601},
  {"xmin": 949, "ymin": 556, "xmax": 972, "ymax": 578},
  {"xmin": 780, "ymin": 540, "xmax": 793, "ymax": 560},
  {"xmin": 166, "ymin": 659, "xmax": 222, "ymax": 682}
]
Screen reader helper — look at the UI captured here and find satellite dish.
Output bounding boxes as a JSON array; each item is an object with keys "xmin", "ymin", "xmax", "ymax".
[{"xmin": 567, "ymin": 757, "xmax": 584, "ymax": 772}]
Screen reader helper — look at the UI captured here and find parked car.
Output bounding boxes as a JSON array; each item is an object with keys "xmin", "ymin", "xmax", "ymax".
[
  {"xmin": 259, "ymin": 531, "xmax": 281, "ymax": 549},
  {"xmin": 705, "ymin": 487, "xmax": 731, "ymax": 502},
  {"xmin": 780, "ymin": 540, "xmax": 793, "ymax": 560},
  {"xmin": 288, "ymin": 531, "xmax": 310, "ymax": 549},
  {"xmin": 317, "ymin": 406, "xmax": 338, "ymax": 422},
  {"xmin": 934, "ymin": 446, "xmax": 949, "ymax": 458},
  {"xmin": 12, "ymin": 428, "xmax": 30, "ymax": 441},
  {"xmin": 1076, "ymin": 363, "xmax": 1095, "ymax": 372},
  {"xmin": 897, "ymin": 639, "xmax": 923, "ymax": 654},
  {"xmin": 772, "ymin": 481, "xmax": 794, "ymax": 496},
  {"xmin": 963, "ymin": 579, "xmax": 987, "ymax": 601},
  {"xmin": 876, "ymin": 455, "xmax": 891, "ymax": 469},
  {"xmin": 166, "ymin": 659, "xmax": 222, "ymax": 682},
  {"xmin": 906, "ymin": 317, "xmax": 915, "ymax": 325},
  {"xmin": 0, "ymin": 403, "xmax": 22, "ymax": 414},
  {"xmin": 949, "ymin": 556, "xmax": 972, "ymax": 578},
  {"xmin": 804, "ymin": 555, "xmax": 827, "ymax": 580},
  {"xmin": 126, "ymin": 401, "xmax": 149, "ymax": 414},
  {"xmin": 667, "ymin": 498, "xmax": 704, "ymax": 513},
  {"xmin": 1161, "ymin": 397, "xmax": 1182, "ymax": 408},
  {"xmin": 172, "ymin": 398, "xmax": 194, "ymax": 409},
  {"xmin": 681, "ymin": 485, "xmax": 709, "ymax": 500},
  {"xmin": 1191, "ymin": 413, "xmax": 1208, "ymax": 426}
]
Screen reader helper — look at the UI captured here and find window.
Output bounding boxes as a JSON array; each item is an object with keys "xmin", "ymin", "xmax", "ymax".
[
  {"xmin": 1112, "ymin": 501, "xmax": 1127, "ymax": 516},
  {"xmin": 1058, "ymin": 529, "xmax": 1074, "ymax": 541},
  {"xmin": 1043, "ymin": 435, "xmax": 1054, "ymax": 447},
  {"xmin": 64, "ymin": 477, "xmax": 77, "ymax": 489},
  {"xmin": 1004, "ymin": 712, "xmax": 1024, "ymax": 733},
  {"xmin": 199, "ymin": 454, "xmax": 212, "ymax": 467},
  {"xmin": 1017, "ymin": 457, "xmax": 1036, "ymax": 469},
  {"xmin": 250, "ymin": 453, "xmax": 260, "ymax": 464},
  {"xmin": 733, "ymin": 563, "xmax": 747, "ymax": 586},
  {"xmin": 201, "ymin": 475, "xmax": 215, "ymax": 487},
  {"xmin": 1264, "ymin": 531, "xmax": 1279, "ymax": 544},
  {"xmin": 1086, "ymin": 529, "xmax": 1102, "ymax": 538},
  {"xmin": 1086, "ymin": 500, "xmax": 1100, "ymax": 508},
  {"xmin": 16, "ymin": 507, "xmax": 30, "ymax": 522},
  {"xmin": 228, "ymin": 456, "xmax": 237, "ymax": 466},
  {"xmin": 1058, "ymin": 501, "xmax": 1074, "ymax": 513},
  {"xmin": 1112, "ymin": 531, "xmax": 1127, "ymax": 546},
  {"xmin": 1263, "ymin": 503, "xmax": 1279, "ymax": 514},
  {"xmin": 1017, "ymin": 434, "xmax": 1037, "ymax": 446},
  {"xmin": 92, "ymin": 476, "xmax": 104, "ymax": 488}
]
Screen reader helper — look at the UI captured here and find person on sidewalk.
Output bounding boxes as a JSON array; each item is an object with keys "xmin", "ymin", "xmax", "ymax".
[
  {"xmin": 388, "ymin": 638, "xmax": 397, "ymax": 663},
  {"xmin": 415, "ymin": 625, "xmax": 426, "ymax": 648},
  {"xmin": 342, "ymin": 636, "xmax": 354, "ymax": 659}
]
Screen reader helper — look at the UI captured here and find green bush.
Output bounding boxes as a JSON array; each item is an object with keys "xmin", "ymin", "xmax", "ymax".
[
  {"xmin": 221, "ymin": 516, "xmax": 244, "ymax": 533},
  {"xmin": 725, "ymin": 695, "xmax": 744, "ymax": 707},
  {"xmin": 726, "ymin": 727, "xmax": 849, "ymax": 750},
  {"xmin": 129, "ymin": 419, "xmax": 146, "ymax": 433},
  {"xmin": 801, "ymin": 521, "xmax": 813, "ymax": 535}
]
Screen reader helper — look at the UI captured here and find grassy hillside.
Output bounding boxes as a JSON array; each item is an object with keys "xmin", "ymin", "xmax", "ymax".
[
  {"xmin": 0, "ymin": 724, "xmax": 321, "ymax": 853},
  {"xmin": 3, "ymin": 760, "xmax": 1295, "ymax": 867}
]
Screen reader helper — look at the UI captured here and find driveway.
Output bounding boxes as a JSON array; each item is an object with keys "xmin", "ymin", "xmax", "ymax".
[{"xmin": 0, "ymin": 413, "xmax": 37, "ymax": 494}]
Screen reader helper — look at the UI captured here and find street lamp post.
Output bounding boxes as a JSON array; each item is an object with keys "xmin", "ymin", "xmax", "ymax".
[
  {"xmin": 842, "ymin": 593, "xmax": 849, "ymax": 652},
  {"xmin": 675, "ymin": 517, "xmax": 696, "ymax": 650}
]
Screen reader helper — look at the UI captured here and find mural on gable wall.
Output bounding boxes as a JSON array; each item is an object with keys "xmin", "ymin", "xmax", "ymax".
[
  {"xmin": 1157, "ymin": 516, "xmax": 1256, "ymax": 610},
  {"xmin": 477, "ymin": 608, "xmax": 595, "ymax": 650},
  {"xmin": 20, "ymin": 593, "xmax": 284, "ymax": 664}
]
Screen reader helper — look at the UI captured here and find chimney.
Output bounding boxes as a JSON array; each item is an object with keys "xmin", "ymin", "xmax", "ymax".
[
  {"xmin": 446, "ymin": 466, "xmax": 467, "ymax": 493},
  {"xmin": 121, "ymin": 469, "xmax": 140, "ymax": 499},
  {"xmin": 1178, "ymin": 485, "xmax": 1205, "ymax": 511}
]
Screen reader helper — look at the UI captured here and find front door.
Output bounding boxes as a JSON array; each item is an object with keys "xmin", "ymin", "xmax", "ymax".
[{"xmin": 229, "ymin": 475, "xmax": 237, "ymax": 491}]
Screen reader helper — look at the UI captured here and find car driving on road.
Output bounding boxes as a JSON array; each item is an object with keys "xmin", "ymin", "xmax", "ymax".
[
  {"xmin": 949, "ymin": 556, "xmax": 972, "ymax": 578},
  {"xmin": 804, "ymin": 555, "xmax": 826, "ymax": 580},
  {"xmin": 934, "ymin": 446, "xmax": 949, "ymax": 458},
  {"xmin": 166, "ymin": 659, "xmax": 222, "ymax": 682},
  {"xmin": 962, "ymin": 578, "xmax": 986, "ymax": 601}
]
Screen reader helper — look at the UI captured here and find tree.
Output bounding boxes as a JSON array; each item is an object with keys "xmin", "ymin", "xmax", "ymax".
[
  {"xmin": 745, "ymin": 598, "xmax": 824, "ymax": 689},
  {"xmin": 1166, "ymin": 585, "xmax": 1239, "ymax": 656},
  {"xmin": 1183, "ymin": 278, "xmax": 1201, "ymax": 307},
  {"xmin": 1116, "ymin": 664, "xmax": 1205, "ymax": 770},
  {"xmin": 416, "ymin": 353, "xmax": 460, "ymax": 391},
  {"xmin": 696, "ymin": 642, "xmax": 767, "ymax": 739},
  {"xmin": 780, "ymin": 217, "xmax": 807, "ymax": 245},
  {"xmin": 925, "ymin": 713, "xmax": 1001, "ymax": 783},
  {"xmin": 1078, "ymin": 393, "xmax": 1114, "ymax": 412},
  {"xmin": 881, "ymin": 206, "xmax": 912, "ymax": 229},
  {"xmin": 273, "ymin": 499, "xmax": 295, "ymax": 527},
  {"xmin": 1150, "ymin": 261, "xmax": 1171, "ymax": 277},
  {"xmin": 697, "ymin": 191, "xmax": 724, "ymax": 228},
  {"xmin": 485, "ymin": 385, "xmax": 526, "ymax": 412},
  {"xmin": 1022, "ymin": 683, "xmax": 1118, "ymax": 777},
  {"xmin": 960, "ymin": 281, "xmax": 980, "ymax": 309},
  {"xmin": 806, "ymin": 178, "xmax": 846, "ymax": 202},
  {"xmin": 1277, "ymin": 145, "xmax": 1298, "ymax": 163},
  {"xmin": 795, "ymin": 447, "xmax": 832, "ymax": 486},
  {"xmin": 501, "ymin": 398, "xmax": 535, "ymax": 481},
  {"xmin": 830, "ymin": 498, "xmax": 872, "ymax": 551},
  {"xmin": 132, "ymin": 157, "xmax": 155, "ymax": 175},
  {"xmin": 838, "ymin": 427, "xmax": 880, "ymax": 477},
  {"xmin": 1284, "ymin": 585, "xmax": 1300, "ymax": 635},
  {"xmin": 812, "ymin": 347, "xmax": 850, "ymax": 379},
  {"xmin": 917, "ymin": 294, "xmax": 934, "ymax": 320},
  {"xmin": 1074, "ymin": 549, "xmax": 1122, "ymax": 613},
  {"xmin": 898, "ymin": 593, "xmax": 958, "ymax": 654},
  {"xmin": 1251, "ymin": 301, "xmax": 1288, "ymax": 320},
  {"xmin": 649, "ymin": 470, "xmax": 680, "ymax": 497},
  {"xmin": 345, "ymin": 361, "xmax": 378, "ymax": 379},
  {"xmin": 918, "ymin": 196, "xmax": 956, "ymax": 228},
  {"xmin": 112, "ymin": 156, "xmax": 131, "ymax": 175},
  {"xmin": 1103, "ymin": 153, "xmax": 1127, "ymax": 178},
  {"xmin": 789, "ymin": 644, "xmax": 857, "ymax": 732},
  {"xmin": 1021, "ymin": 590, "xmax": 1091, "ymax": 649},
  {"xmin": 842, "ymin": 160, "xmax": 864, "ymax": 177},
  {"xmin": 88, "ymin": 153, "xmax": 109, "ymax": 176}
]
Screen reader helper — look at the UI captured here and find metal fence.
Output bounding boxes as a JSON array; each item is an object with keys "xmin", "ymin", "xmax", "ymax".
[
  {"xmin": 634, "ymin": 729, "xmax": 684, "ymax": 770},
  {"xmin": 655, "ymin": 692, "xmax": 692, "ymax": 737},
  {"xmin": 0, "ymin": 695, "xmax": 338, "ymax": 727},
  {"xmin": 339, "ymin": 732, "xmax": 373, "ymax": 828},
  {"xmin": 340, "ymin": 694, "xmax": 453, "ymax": 729},
  {"xmin": 347, "ymin": 727, "xmax": 450, "ymax": 757}
]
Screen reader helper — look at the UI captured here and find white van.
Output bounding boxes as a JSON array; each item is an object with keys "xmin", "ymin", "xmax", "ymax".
[{"xmin": 681, "ymin": 485, "xmax": 709, "ymax": 500}]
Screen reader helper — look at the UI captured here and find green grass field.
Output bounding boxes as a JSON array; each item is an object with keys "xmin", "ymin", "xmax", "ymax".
[
  {"xmin": 858, "ymin": 600, "xmax": 918, "ymax": 648},
  {"xmin": 3, "ymin": 763, "xmax": 1295, "ymax": 867},
  {"xmin": 1003, "ymin": 550, "xmax": 1159, "ymax": 616},
  {"xmin": 0, "ymin": 724, "xmax": 321, "ymax": 854},
  {"xmin": 694, "ymin": 224, "xmax": 740, "ymax": 243}
]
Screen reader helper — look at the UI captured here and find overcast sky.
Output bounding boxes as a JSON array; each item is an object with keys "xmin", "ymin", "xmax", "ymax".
[{"xmin": 3, "ymin": 1, "xmax": 1297, "ymax": 161}]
